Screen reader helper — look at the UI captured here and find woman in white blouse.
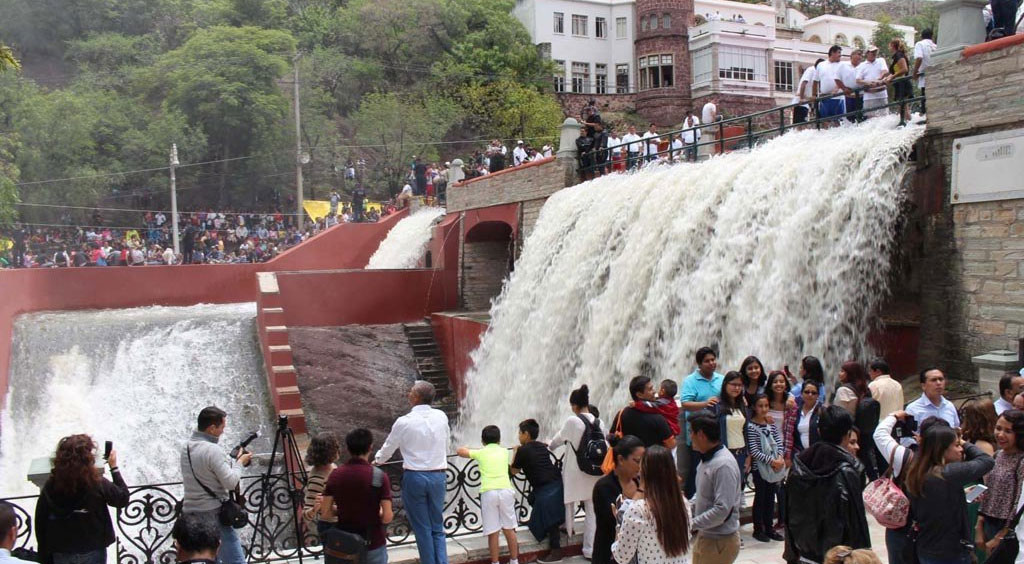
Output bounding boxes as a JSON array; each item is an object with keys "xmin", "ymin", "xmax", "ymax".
[
  {"xmin": 612, "ymin": 445, "xmax": 691, "ymax": 564},
  {"xmin": 548, "ymin": 385, "xmax": 603, "ymax": 559}
]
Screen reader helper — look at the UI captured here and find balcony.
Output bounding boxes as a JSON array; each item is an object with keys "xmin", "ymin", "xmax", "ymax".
[{"xmin": 689, "ymin": 19, "xmax": 776, "ymax": 41}]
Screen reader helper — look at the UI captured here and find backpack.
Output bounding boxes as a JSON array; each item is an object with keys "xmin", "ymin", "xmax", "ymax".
[
  {"xmin": 573, "ymin": 414, "xmax": 608, "ymax": 477},
  {"xmin": 323, "ymin": 467, "xmax": 385, "ymax": 564}
]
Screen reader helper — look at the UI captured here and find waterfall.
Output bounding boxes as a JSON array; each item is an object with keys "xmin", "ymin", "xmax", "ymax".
[
  {"xmin": 0, "ymin": 303, "xmax": 274, "ymax": 495},
  {"xmin": 458, "ymin": 116, "xmax": 924, "ymax": 440},
  {"xmin": 366, "ymin": 207, "xmax": 446, "ymax": 269}
]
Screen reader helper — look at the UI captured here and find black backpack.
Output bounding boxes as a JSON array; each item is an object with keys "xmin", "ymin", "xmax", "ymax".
[{"xmin": 573, "ymin": 414, "xmax": 608, "ymax": 476}]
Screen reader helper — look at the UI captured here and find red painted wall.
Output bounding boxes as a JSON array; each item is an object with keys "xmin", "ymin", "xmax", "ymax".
[
  {"xmin": 431, "ymin": 313, "xmax": 488, "ymax": 402},
  {"xmin": 868, "ymin": 323, "xmax": 921, "ymax": 381}
]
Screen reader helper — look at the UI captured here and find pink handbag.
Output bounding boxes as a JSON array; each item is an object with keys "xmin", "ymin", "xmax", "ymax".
[{"xmin": 862, "ymin": 450, "xmax": 910, "ymax": 529}]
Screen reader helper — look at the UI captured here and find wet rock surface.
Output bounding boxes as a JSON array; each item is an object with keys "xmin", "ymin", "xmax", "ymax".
[{"xmin": 289, "ymin": 325, "xmax": 417, "ymax": 452}]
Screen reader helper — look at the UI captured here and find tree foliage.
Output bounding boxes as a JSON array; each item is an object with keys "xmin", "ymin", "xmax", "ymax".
[
  {"xmin": 799, "ymin": 0, "xmax": 851, "ymax": 18},
  {"xmin": 871, "ymin": 15, "xmax": 906, "ymax": 59}
]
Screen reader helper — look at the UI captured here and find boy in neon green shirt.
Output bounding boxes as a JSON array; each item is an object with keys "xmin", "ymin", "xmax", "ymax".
[{"xmin": 457, "ymin": 425, "xmax": 520, "ymax": 564}]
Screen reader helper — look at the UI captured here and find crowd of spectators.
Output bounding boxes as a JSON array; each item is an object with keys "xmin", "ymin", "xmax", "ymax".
[{"xmin": 462, "ymin": 139, "xmax": 553, "ymax": 180}]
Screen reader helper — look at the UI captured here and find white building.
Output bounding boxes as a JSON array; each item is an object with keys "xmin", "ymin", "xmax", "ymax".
[{"xmin": 513, "ymin": 0, "xmax": 916, "ymax": 110}]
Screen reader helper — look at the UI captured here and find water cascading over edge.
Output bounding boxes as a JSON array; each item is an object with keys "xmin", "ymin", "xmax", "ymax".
[
  {"xmin": 458, "ymin": 116, "xmax": 925, "ymax": 440},
  {"xmin": 366, "ymin": 207, "xmax": 446, "ymax": 269}
]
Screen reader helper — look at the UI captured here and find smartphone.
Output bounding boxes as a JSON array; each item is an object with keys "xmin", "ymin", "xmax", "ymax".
[
  {"xmin": 965, "ymin": 484, "xmax": 988, "ymax": 503},
  {"xmin": 104, "ymin": 441, "xmax": 113, "ymax": 460}
]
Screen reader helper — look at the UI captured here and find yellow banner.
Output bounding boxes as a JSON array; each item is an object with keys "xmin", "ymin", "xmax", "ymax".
[
  {"xmin": 0, "ymin": 237, "xmax": 11, "ymax": 251},
  {"xmin": 303, "ymin": 200, "xmax": 332, "ymax": 221}
]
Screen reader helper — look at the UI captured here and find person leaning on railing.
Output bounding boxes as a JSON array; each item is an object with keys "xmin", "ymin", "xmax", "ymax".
[{"xmin": 34, "ymin": 434, "xmax": 130, "ymax": 564}]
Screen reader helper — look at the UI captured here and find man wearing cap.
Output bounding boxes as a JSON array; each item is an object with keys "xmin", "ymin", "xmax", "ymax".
[
  {"xmin": 513, "ymin": 140, "xmax": 528, "ymax": 167},
  {"xmin": 856, "ymin": 46, "xmax": 890, "ymax": 117}
]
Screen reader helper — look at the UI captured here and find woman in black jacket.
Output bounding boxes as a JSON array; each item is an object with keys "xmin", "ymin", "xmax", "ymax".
[
  {"xmin": 592, "ymin": 435, "xmax": 644, "ymax": 564},
  {"xmin": 35, "ymin": 434, "xmax": 130, "ymax": 564},
  {"xmin": 904, "ymin": 423, "xmax": 994, "ymax": 564}
]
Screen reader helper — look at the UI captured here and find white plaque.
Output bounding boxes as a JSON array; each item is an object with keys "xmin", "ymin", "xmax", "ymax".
[{"xmin": 951, "ymin": 128, "xmax": 1024, "ymax": 204}]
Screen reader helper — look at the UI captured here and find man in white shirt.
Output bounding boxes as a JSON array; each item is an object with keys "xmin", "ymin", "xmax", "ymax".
[
  {"xmin": 375, "ymin": 381, "xmax": 451, "ymax": 564},
  {"xmin": 155, "ymin": 212, "xmax": 166, "ymax": 227},
  {"xmin": 792, "ymin": 60, "xmax": 820, "ymax": 124},
  {"xmin": 995, "ymin": 372, "xmax": 1024, "ymax": 415},
  {"xmin": 512, "ymin": 140, "xmax": 528, "ymax": 167},
  {"xmin": 913, "ymin": 29, "xmax": 936, "ymax": 114},
  {"xmin": 681, "ymin": 109, "xmax": 701, "ymax": 162},
  {"xmin": 856, "ymin": 46, "xmax": 890, "ymax": 117},
  {"xmin": 398, "ymin": 182, "xmax": 414, "ymax": 208},
  {"xmin": 162, "ymin": 246, "xmax": 175, "ymax": 265},
  {"xmin": 838, "ymin": 49, "xmax": 863, "ymax": 122},
  {"xmin": 701, "ymin": 99, "xmax": 718, "ymax": 151},
  {"xmin": 607, "ymin": 130, "xmax": 623, "ymax": 171},
  {"xmin": 903, "ymin": 368, "xmax": 961, "ymax": 446},
  {"xmin": 813, "ymin": 45, "xmax": 846, "ymax": 122},
  {"xmin": 1, "ymin": 503, "xmax": 33, "ymax": 564},
  {"xmin": 867, "ymin": 358, "xmax": 904, "ymax": 421},
  {"xmin": 621, "ymin": 125, "xmax": 642, "ymax": 170},
  {"xmin": 670, "ymin": 134, "xmax": 684, "ymax": 162},
  {"xmin": 642, "ymin": 123, "xmax": 660, "ymax": 163}
]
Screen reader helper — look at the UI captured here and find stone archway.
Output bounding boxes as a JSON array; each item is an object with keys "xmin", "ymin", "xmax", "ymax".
[{"xmin": 461, "ymin": 221, "xmax": 515, "ymax": 311}]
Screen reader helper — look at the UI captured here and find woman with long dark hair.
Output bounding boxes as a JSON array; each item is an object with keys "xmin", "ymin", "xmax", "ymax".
[
  {"xmin": 792, "ymin": 356, "xmax": 826, "ymax": 407},
  {"xmin": 592, "ymin": 435, "xmax": 644, "ymax": 564},
  {"xmin": 766, "ymin": 370, "xmax": 797, "ymax": 530},
  {"xmin": 740, "ymin": 356, "xmax": 767, "ymax": 406},
  {"xmin": 793, "ymin": 380, "xmax": 824, "ymax": 453},
  {"xmin": 303, "ymin": 432, "xmax": 340, "ymax": 535},
  {"xmin": 35, "ymin": 434, "xmax": 130, "ymax": 564},
  {"xmin": 904, "ymin": 423, "xmax": 994, "ymax": 564},
  {"xmin": 713, "ymin": 371, "xmax": 749, "ymax": 479},
  {"xmin": 612, "ymin": 445, "xmax": 690, "ymax": 564},
  {"xmin": 549, "ymin": 384, "xmax": 604, "ymax": 559},
  {"xmin": 834, "ymin": 361, "xmax": 871, "ymax": 415},
  {"xmin": 887, "ymin": 39, "xmax": 912, "ymax": 122},
  {"xmin": 976, "ymin": 409, "xmax": 1024, "ymax": 557}
]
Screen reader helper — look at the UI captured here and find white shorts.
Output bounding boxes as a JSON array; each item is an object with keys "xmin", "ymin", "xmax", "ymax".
[{"xmin": 481, "ymin": 488, "xmax": 517, "ymax": 534}]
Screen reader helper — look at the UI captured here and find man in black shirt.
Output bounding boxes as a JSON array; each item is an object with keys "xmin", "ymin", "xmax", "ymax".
[
  {"xmin": 612, "ymin": 376, "xmax": 674, "ymax": 449},
  {"xmin": 511, "ymin": 419, "xmax": 564, "ymax": 564}
]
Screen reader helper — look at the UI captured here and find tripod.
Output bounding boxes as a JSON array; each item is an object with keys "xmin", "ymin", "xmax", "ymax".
[{"xmin": 248, "ymin": 414, "xmax": 309, "ymax": 563}]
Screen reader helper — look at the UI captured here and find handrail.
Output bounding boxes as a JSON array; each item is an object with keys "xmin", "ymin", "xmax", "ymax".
[{"xmin": 582, "ymin": 73, "xmax": 922, "ymax": 171}]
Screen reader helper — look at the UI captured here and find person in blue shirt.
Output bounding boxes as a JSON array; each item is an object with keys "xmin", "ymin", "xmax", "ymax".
[
  {"xmin": 790, "ymin": 356, "xmax": 827, "ymax": 408},
  {"xmin": 679, "ymin": 346, "xmax": 725, "ymax": 498},
  {"xmin": 903, "ymin": 368, "xmax": 960, "ymax": 446}
]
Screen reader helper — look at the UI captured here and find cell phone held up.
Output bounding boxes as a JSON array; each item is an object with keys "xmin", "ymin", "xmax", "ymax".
[
  {"xmin": 103, "ymin": 441, "xmax": 113, "ymax": 461},
  {"xmin": 893, "ymin": 415, "xmax": 918, "ymax": 440}
]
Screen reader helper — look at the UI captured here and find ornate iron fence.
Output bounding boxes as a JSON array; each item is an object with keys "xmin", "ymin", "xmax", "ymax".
[{"xmin": 2, "ymin": 453, "xmax": 572, "ymax": 564}]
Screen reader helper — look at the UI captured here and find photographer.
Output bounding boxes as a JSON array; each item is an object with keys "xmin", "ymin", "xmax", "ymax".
[
  {"xmin": 172, "ymin": 513, "xmax": 220, "ymax": 564},
  {"xmin": 180, "ymin": 406, "xmax": 252, "ymax": 564},
  {"xmin": 34, "ymin": 434, "xmax": 129, "ymax": 564}
]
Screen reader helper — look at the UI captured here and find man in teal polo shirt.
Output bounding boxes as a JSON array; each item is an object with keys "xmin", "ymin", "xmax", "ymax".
[{"xmin": 679, "ymin": 346, "xmax": 725, "ymax": 498}]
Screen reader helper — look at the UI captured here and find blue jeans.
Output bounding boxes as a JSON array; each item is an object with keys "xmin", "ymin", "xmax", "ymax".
[
  {"xmin": 685, "ymin": 445, "xmax": 700, "ymax": 498},
  {"xmin": 365, "ymin": 546, "xmax": 388, "ymax": 564},
  {"xmin": 402, "ymin": 470, "xmax": 448, "ymax": 564},
  {"xmin": 218, "ymin": 523, "xmax": 246, "ymax": 564},
  {"xmin": 53, "ymin": 550, "xmax": 106, "ymax": 564}
]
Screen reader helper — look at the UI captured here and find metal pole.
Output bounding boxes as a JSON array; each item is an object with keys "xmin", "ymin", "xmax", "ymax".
[
  {"xmin": 170, "ymin": 144, "xmax": 180, "ymax": 256},
  {"xmin": 293, "ymin": 52, "xmax": 304, "ymax": 232}
]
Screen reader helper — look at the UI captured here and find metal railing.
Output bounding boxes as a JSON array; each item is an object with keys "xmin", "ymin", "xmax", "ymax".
[
  {"xmin": 2, "ymin": 452, "xmax": 575, "ymax": 564},
  {"xmin": 580, "ymin": 74, "xmax": 924, "ymax": 174}
]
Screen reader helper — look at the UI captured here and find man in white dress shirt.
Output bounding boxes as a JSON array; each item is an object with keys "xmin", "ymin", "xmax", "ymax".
[
  {"xmin": 995, "ymin": 372, "xmax": 1024, "ymax": 415},
  {"xmin": 375, "ymin": 381, "xmax": 451, "ymax": 564},
  {"xmin": 1, "ymin": 503, "xmax": 33, "ymax": 564}
]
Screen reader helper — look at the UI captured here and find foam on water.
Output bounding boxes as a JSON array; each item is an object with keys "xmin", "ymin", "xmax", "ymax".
[
  {"xmin": 0, "ymin": 303, "xmax": 274, "ymax": 495},
  {"xmin": 458, "ymin": 116, "xmax": 925, "ymax": 440},
  {"xmin": 366, "ymin": 207, "xmax": 446, "ymax": 269}
]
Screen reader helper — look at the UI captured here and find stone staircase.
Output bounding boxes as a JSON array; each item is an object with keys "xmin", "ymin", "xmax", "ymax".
[{"xmin": 403, "ymin": 321, "xmax": 458, "ymax": 420}]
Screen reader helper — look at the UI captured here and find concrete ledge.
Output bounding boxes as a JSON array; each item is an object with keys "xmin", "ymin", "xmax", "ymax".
[
  {"xmin": 963, "ymin": 33, "xmax": 1024, "ymax": 58},
  {"xmin": 258, "ymin": 272, "xmax": 280, "ymax": 294}
]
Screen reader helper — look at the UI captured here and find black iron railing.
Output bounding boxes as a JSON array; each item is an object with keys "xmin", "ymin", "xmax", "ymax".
[
  {"xmin": 580, "ymin": 74, "xmax": 924, "ymax": 174},
  {"xmin": 2, "ymin": 452, "xmax": 572, "ymax": 564}
]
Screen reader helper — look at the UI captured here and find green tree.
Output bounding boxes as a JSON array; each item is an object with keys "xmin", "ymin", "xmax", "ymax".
[
  {"xmin": 0, "ymin": 54, "xmax": 20, "ymax": 225},
  {"xmin": 799, "ymin": 0, "xmax": 851, "ymax": 18},
  {"xmin": 147, "ymin": 26, "xmax": 296, "ymax": 206},
  {"xmin": 352, "ymin": 92, "xmax": 462, "ymax": 197},
  {"xmin": 872, "ymin": 15, "xmax": 905, "ymax": 59},
  {"xmin": 459, "ymin": 80, "xmax": 562, "ymax": 144}
]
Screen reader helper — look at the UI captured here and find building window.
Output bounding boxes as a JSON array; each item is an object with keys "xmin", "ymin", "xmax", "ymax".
[
  {"xmin": 553, "ymin": 59, "xmax": 566, "ymax": 92},
  {"xmin": 774, "ymin": 60, "xmax": 794, "ymax": 92},
  {"xmin": 572, "ymin": 14, "xmax": 588, "ymax": 36},
  {"xmin": 571, "ymin": 61, "xmax": 590, "ymax": 93},
  {"xmin": 596, "ymin": 17, "xmax": 607, "ymax": 38},
  {"xmin": 595, "ymin": 64, "xmax": 607, "ymax": 94},
  {"xmin": 835, "ymin": 33, "xmax": 848, "ymax": 46},
  {"xmin": 853, "ymin": 36, "xmax": 866, "ymax": 49},
  {"xmin": 641, "ymin": 15, "xmax": 648, "ymax": 31},
  {"xmin": 649, "ymin": 14, "xmax": 658, "ymax": 30},
  {"xmin": 662, "ymin": 13, "xmax": 671, "ymax": 29},
  {"xmin": 638, "ymin": 54, "xmax": 673, "ymax": 90},
  {"xmin": 554, "ymin": 12, "xmax": 564, "ymax": 34},
  {"xmin": 691, "ymin": 47, "xmax": 713, "ymax": 84},
  {"xmin": 718, "ymin": 46, "xmax": 768, "ymax": 82},
  {"xmin": 616, "ymin": 63, "xmax": 629, "ymax": 92},
  {"xmin": 616, "ymin": 17, "xmax": 628, "ymax": 38}
]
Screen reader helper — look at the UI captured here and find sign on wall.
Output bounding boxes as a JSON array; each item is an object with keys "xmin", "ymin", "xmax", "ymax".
[{"xmin": 951, "ymin": 128, "xmax": 1024, "ymax": 204}]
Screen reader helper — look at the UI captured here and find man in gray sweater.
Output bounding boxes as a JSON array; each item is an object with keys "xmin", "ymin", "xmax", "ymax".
[
  {"xmin": 180, "ymin": 406, "xmax": 252, "ymax": 564},
  {"xmin": 688, "ymin": 411, "xmax": 741, "ymax": 564}
]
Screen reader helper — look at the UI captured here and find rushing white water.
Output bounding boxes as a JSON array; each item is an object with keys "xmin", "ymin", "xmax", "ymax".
[
  {"xmin": 459, "ymin": 116, "xmax": 924, "ymax": 439},
  {"xmin": 0, "ymin": 303, "xmax": 274, "ymax": 495},
  {"xmin": 366, "ymin": 207, "xmax": 446, "ymax": 269}
]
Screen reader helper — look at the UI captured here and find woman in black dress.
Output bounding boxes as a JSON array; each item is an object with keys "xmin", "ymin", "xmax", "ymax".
[{"xmin": 592, "ymin": 435, "xmax": 644, "ymax": 564}]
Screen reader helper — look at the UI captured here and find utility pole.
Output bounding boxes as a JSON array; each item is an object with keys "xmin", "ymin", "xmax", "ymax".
[
  {"xmin": 170, "ymin": 144, "xmax": 180, "ymax": 255},
  {"xmin": 293, "ymin": 52, "xmax": 304, "ymax": 232}
]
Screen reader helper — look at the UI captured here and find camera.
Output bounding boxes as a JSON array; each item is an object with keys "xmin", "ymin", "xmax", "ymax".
[
  {"xmin": 230, "ymin": 432, "xmax": 259, "ymax": 462},
  {"xmin": 893, "ymin": 415, "xmax": 918, "ymax": 440}
]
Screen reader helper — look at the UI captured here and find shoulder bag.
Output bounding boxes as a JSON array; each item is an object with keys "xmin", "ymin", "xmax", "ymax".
[
  {"xmin": 323, "ymin": 467, "xmax": 386, "ymax": 564},
  {"xmin": 862, "ymin": 449, "xmax": 910, "ymax": 528},
  {"xmin": 754, "ymin": 424, "xmax": 787, "ymax": 483},
  {"xmin": 600, "ymin": 410, "xmax": 624, "ymax": 475},
  {"xmin": 186, "ymin": 445, "xmax": 248, "ymax": 529}
]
